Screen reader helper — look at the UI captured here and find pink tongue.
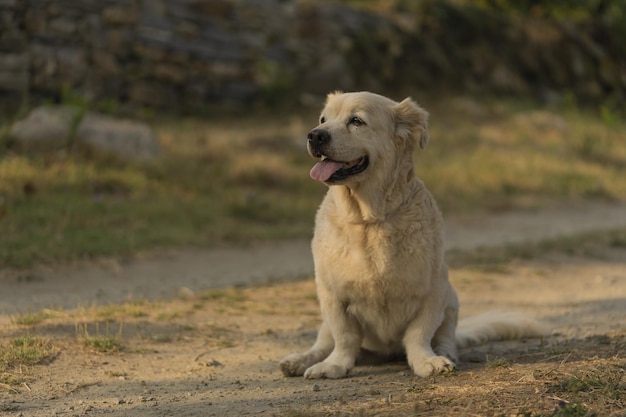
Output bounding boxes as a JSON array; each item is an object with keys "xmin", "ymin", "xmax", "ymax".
[{"xmin": 310, "ymin": 160, "xmax": 344, "ymax": 182}]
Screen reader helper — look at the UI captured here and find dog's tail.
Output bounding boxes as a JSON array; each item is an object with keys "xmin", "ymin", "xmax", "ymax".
[{"xmin": 455, "ymin": 311, "xmax": 549, "ymax": 349}]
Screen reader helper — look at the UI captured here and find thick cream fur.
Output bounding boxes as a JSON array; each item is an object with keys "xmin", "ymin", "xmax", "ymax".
[{"xmin": 280, "ymin": 92, "xmax": 545, "ymax": 379}]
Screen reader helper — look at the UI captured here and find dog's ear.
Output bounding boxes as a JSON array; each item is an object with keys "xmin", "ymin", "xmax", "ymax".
[{"xmin": 393, "ymin": 97, "xmax": 429, "ymax": 149}]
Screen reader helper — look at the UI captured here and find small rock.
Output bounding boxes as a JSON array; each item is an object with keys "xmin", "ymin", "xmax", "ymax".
[
  {"xmin": 178, "ymin": 287, "xmax": 195, "ymax": 299},
  {"xmin": 9, "ymin": 106, "xmax": 160, "ymax": 162},
  {"xmin": 312, "ymin": 384, "xmax": 320, "ymax": 392},
  {"xmin": 77, "ymin": 112, "xmax": 160, "ymax": 161},
  {"xmin": 206, "ymin": 359, "xmax": 222, "ymax": 367},
  {"xmin": 9, "ymin": 106, "xmax": 80, "ymax": 151}
]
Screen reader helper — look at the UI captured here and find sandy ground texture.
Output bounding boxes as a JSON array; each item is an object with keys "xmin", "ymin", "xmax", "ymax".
[{"xmin": 1, "ymin": 200, "xmax": 625, "ymax": 416}]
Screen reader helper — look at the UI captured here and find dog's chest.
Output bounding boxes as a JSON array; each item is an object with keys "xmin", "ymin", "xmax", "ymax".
[{"xmin": 313, "ymin": 219, "xmax": 431, "ymax": 304}]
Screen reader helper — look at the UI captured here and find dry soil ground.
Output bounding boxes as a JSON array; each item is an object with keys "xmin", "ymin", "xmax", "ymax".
[{"xmin": 1, "ymin": 201, "xmax": 625, "ymax": 416}]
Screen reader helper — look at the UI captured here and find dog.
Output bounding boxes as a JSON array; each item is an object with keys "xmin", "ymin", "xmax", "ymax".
[{"xmin": 280, "ymin": 91, "xmax": 546, "ymax": 379}]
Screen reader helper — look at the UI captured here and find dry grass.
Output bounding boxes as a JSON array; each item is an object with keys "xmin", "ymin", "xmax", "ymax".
[
  {"xmin": 1, "ymin": 97, "xmax": 625, "ymax": 269},
  {"xmin": 420, "ymin": 100, "xmax": 626, "ymax": 211}
]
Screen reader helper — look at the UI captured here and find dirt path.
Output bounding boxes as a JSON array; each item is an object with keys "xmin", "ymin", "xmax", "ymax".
[
  {"xmin": 1, "ymin": 200, "xmax": 625, "ymax": 315},
  {"xmin": 1, "ymin": 201, "xmax": 625, "ymax": 416}
]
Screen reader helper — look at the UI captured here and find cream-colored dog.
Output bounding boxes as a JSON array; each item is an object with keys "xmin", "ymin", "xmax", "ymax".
[{"xmin": 280, "ymin": 91, "xmax": 545, "ymax": 379}]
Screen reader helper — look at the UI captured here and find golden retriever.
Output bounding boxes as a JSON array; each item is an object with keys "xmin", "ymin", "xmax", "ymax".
[{"xmin": 280, "ymin": 91, "xmax": 546, "ymax": 379}]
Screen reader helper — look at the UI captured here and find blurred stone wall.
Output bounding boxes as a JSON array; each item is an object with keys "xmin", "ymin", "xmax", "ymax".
[{"xmin": 0, "ymin": 0, "xmax": 624, "ymax": 113}]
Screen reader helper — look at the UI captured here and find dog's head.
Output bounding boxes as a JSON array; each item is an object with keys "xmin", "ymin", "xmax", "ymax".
[{"xmin": 307, "ymin": 91, "xmax": 429, "ymax": 185}]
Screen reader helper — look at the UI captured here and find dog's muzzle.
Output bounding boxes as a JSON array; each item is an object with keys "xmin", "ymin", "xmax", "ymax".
[
  {"xmin": 306, "ymin": 128, "xmax": 369, "ymax": 183},
  {"xmin": 307, "ymin": 129, "xmax": 330, "ymax": 158}
]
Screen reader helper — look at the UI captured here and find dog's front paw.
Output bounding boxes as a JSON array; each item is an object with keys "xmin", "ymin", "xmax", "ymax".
[
  {"xmin": 280, "ymin": 353, "xmax": 311, "ymax": 377},
  {"xmin": 304, "ymin": 362, "xmax": 349, "ymax": 379},
  {"xmin": 411, "ymin": 355, "xmax": 456, "ymax": 377}
]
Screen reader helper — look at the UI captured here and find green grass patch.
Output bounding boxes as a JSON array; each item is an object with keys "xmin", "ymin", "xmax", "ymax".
[
  {"xmin": 94, "ymin": 301, "xmax": 149, "ymax": 320},
  {"xmin": 447, "ymin": 228, "xmax": 626, "ymax": 269},
  {"xmin": 486, "ymin": 357, "xmax": 510, "ymax": 368},
  {"xmin": 1, "ymin": 98, "xmax": 625, "ymax": 268},
  {"xmin": 551, "ymin": 401, "xmax": 593, "ymax": 417},
  {"xmin": 76, "ymin": 322, "xmax": 124, "ymax": 353},
  {"xmin": 199, "ymin": 288, "xmax": 248, "ymax": 306},
  {"xmin": 0, "ymin": 336, "xmax": 57, "ymax": 368},
  {"xmin": 82, "ymin": 336, "xmax": 123, "ymax": 353},
  {"xmin": 557, "ymin": 367, "xmax": 625, "ymax": 401},
  {"xmin": 11, "ymin": 310, "xmax": 55, "ymax": 326},
  {"xmin": 156, "ymin": 311, "xmax": 182, "ymax": 322},
  {"xmin": 543, "ymin": 372, "xmax": 622, "ymax": 417},
  {"xmin": 0, "ymin": 336, "xmax": 58, "ymax": 389}
]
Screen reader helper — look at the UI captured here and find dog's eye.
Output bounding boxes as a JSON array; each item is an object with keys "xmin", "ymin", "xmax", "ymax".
[
  {"xmin": 320, "ymin": 116, "xmax": 326, "ymax": 124},
  {"xmin": 349, "ymin": 116, "xmax": 365, "ymax": 127}
]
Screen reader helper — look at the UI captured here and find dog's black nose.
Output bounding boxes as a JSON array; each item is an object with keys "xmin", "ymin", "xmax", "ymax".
[{"xmin": 307, "ymin": 129, "xmax": 330, "ymax": 146}]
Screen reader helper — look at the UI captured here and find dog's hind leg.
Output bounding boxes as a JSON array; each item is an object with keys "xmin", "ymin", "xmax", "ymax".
[
  {"xmin": 432, "ymin": 285, "xmax": 459, "ymax": 363},
  {"xmin": 280, "ymin": 321, "xmax": 334, "ymax": 377},
  {"xmin": 403, "ymin": 276, "xmax": 457, "ymax": 377}
]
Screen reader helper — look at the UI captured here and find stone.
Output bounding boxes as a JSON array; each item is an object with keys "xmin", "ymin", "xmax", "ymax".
[
  {"xmin": 0, "ymin": 0, "xmax": 624, "ymax": 113},
  {"xmin": 175, "ymin": 20, "xmax": 199, "ymax": 39},
  {"xmin": 76, "ymin": 112, "xmax": 160, "ymax": 161},
  {"xmin": 105, "ymin": 28, "xmax": 133, "ymax": 50},
  {"xmin": 10, "ymin": 106, "xmax": 160, "ymax": 161},
  {"xmin": 103, "ymin": 5, "xmax": 138, "ymax": 25},
  {"xmin": 0, "ymin": 32, "xmax": 27, "ymax": 53},
  {"xmin": 56, "ymin": 48, "xmax": 87, "ymax": 87},
  {"xmin": 133, "ymin": 43, "xmax": 166, "ymax": 61},
  {"xmin": 0, "ymin": 52, "xmax": 29, "ymax": 91},
  {"xmin": 219, "ymin": 81, "xmax": 259, "ymax": 103},
  {"xmin": 24, "ymin": 10, "xmax": 47, "ymax": 33},
  {"xmin": 208, "ymin": 61, "xmax": 242, "ymax": 78},
  {"xmin": 0, "ymin": 53, "xmax": 28, "ymax": 71},
  {"xmin": 129, "ymin": 80, "xmax": 177, "ymax": 108},
  {"xmin": 0, "ymin": 70, "xmax": 28, "ymax": 90},
  {"xmin": 48, "ymin": 16, "xmax": 78, "ymax": 36},
  {"xmin": 9, "ymin": 106, "xmax": 81, "ymax": 151},
  {"xmin": 153, "ymin": 62, "xmax": 185, "ymax": 84},
  {"xmin": 92, "ymin": 50, "xmax": 120, "ymax": 74}
]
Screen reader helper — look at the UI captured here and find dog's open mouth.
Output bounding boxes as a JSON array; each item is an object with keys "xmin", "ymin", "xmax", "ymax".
[{"xmin": 310, "ymin": 155, "xmax": 369, "ymax": 183}]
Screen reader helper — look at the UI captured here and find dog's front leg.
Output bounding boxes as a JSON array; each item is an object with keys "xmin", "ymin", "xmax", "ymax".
[
  {"xmin": 280, "ymin": 321, "xmax": 334, "ymax": 377},
  {"xmin": 304, "ymin": 296, "xmax": 362, "ymax": 379}
]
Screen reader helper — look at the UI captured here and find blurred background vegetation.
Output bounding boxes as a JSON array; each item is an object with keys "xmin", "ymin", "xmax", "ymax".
[{"xmin": 0, "ymin": 0, "xmax": 625, "ymax": 268}]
